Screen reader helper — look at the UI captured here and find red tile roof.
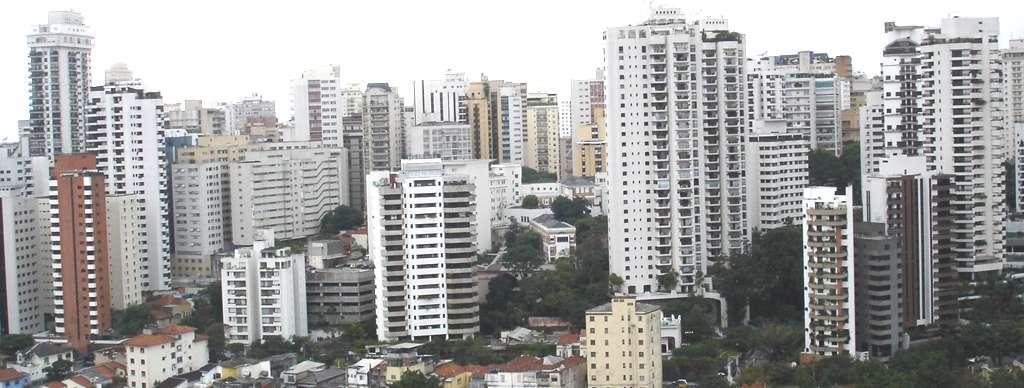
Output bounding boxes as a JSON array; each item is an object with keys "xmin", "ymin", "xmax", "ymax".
[
  {"xmin": 70, "ymin": 375, "xmax": 95, "ymax": 388},
  {"xmin": 124, "ymin": 334, "xmax": 175, "ymax": 347},
  {"xmin": 497, "ymin": 356, "xmax": 544, "ymax": 373},
  {"xmin": 157, "ymin": 324, "xmax": 197, "ymax": 335},
  {"xmin": 45, "ymin": 382, "xmax": 65, "ymax": 388},
  {"xmin": 557, "ymin": 333, "xmax": 581, "ymax": 345},
  {"xmin": 0, "ymin": 368, "xmax": 25, "ymax": 382},
  {"xmin": 559, "ymin": 356, "xmax": 586, "ymax": 369}
]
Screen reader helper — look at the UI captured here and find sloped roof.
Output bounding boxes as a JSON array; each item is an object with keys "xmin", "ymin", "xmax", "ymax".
[
  {"xmin": 0, "ymin": 368, "xmax": 26, "ymax": 382},
  {"xmin": 25, "ymin": 342, "xmax": 74, "ymax": 358},
  {"xmin": 124, "ymin": 334, "xmax": 175, "ymax": 347}
]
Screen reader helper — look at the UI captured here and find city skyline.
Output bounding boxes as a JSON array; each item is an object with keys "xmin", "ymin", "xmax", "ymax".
[{"xmin": 2, "ymin": 0, "xmax": 1022, "ymax": 139}]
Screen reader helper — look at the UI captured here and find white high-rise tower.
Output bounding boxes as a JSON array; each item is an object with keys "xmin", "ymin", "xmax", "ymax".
[
  {"xmin": 25, "ymin": 10, "xmax": 93, "ymax": 159},
  {"xmin": 606, "ymin": 8, "xmax": 749, "ymax": 297}
]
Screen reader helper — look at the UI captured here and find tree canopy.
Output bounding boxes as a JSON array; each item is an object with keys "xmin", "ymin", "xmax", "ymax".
[
  {"xmin": 550, "ymin": 196, "xmax": 591, "ymax": 225},
  {"xmin": 711, "ymin": 225, "xmax": 803, "ymax": 325},
  {"xmin": 808, "ymin": 142, "xmax": 861, "ymax": 203},
  {"xmin": 320, "ymin": 205, "xmax": 363, "ymax": 236},
  {"xmin": 0, "ymin": 334, "xmax": 34, "ymax": 355},
  {"xmin": 111, "ymin": 304, "xmax": 156, "ymax": 336},
  {"xmin": 521, "ymin": 195, "xmax": 540, "ymax": 209},
  {"xmin": 44, "ymin": 359, "xmax": 73, "ymax": 382},
  {"xmin": 391, "ymin": 371, "xmax": 441, "ymax": 388},
  {"xmin": 502, "ymin": 226, "xmax": 545, "ymax": 279},
  {"xmin": 521, "ymin": 166, "xmax": 557, "ymax": 184}
]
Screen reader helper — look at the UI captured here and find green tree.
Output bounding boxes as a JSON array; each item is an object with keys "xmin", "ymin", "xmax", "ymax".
[
  {"xmin": 0, "ymin": 334, "xmax": 34, "ymax": 355},
  {"xmin": 521, "ymin": 195, "xmax": 540, "ymax": 209},
  {"xmin": 320, "ymin": 205, "xmax": 363, "ymax": 236},
  {"xmin": 391, "ymin": 371, "xmax": 441, "ymax": 388},
  {"xmin": 480, "ymin": 273, "xmax": 520, "ymax": 335},
  {"xmin": 550, "ymin": 196, "xmax": 591, "ymax": 225},
  {"xmin": 657, "ymin": 269, "xmax": 680, "ymax": 292},
  {"xmin": 44, "ymin": 358, "xmax": 73, "ymax": 382},
  {"xmin": 503, "ymin": 230, "xmax": 545, "ymax": 279},
  {"xmin": 205, "ymin": 323, "xmax": 226, "ymax": 361},
  {"xmin": 980, "ymin": 368, "xmax": 1024, "ymax": 388},
  {"xmin": 712, "ymin": 225, "xmax": 803, "ymax": 324},
  {"xmin": 521, "ymin": 166, "xmax": 557, "ymax": 184},
  {"xmin": 112, "ymin": 304, "xmax": 156, "ymax": 335},
  {"xmin": 808, "ymin": 142, "xmax": 861, "ymax": 204},
  {"xmin": 247, "ymin": 336, "xmax": 301, "ymax": 359},
  {"xmin": 608, "ymin": 273, "xmax": 624, "ymax": 293}
]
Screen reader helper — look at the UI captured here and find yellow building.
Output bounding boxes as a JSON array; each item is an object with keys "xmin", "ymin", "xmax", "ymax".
[
  {"xmin": 585, "ymin": 296, "xmax": 662, "ymax": 388},
  {"xmin": 175, "ymin": 134, "xmax": 249, "ymax": 163},
  {"xmin": 574, "ymin": 107, "xmax": 606, "ymax": 177},
  {"xmin": 525, "ymin": 93, "xmax": 561, "ymax": 175},
  {"xmin": 466, "ymin": 79, "xmax": 526, "ymax": 163}
]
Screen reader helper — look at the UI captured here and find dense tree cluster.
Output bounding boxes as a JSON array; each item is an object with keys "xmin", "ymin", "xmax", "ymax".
[
  {"xmin": 482, "ymin": 215, "xmax": 610, "ymax": 333},
  {"xmin": 182, "ymin": 283, "xmax": 227, "ymax": 361},
  {"xmin": 521, "ymin": 195, "xmax": 540, "ymax": 209},
  {"xmin": 711, "ymin": 225, "xmax": 803, "ymax": 325},
  {"xmin": 501, "ymin": 224, "xmax": 545, "ymax": 279},
  {"xmin": 320, "ymin": 205, "xmax": 363, "ymax": 236},
  {"xmin": 111, "ymin": 304, "xmax": 156, "ymax": 336},
  {"xmin": 419, "ymin": 338, "xmax": 555, "ymax": 365},
  {"xmin": 550, "ymin": 196, "xmax": 591, "ymax": 224},
  {"xmin": 0, "ymin": 334, "xmax": 34, "ymax": 355},
  {"xmin": 808, "ymin": 142, "xmax": 861, "ymax": 203},
  {"xmin": 521, "ymin": 166, "xmax": 556, "ymax": 184}
]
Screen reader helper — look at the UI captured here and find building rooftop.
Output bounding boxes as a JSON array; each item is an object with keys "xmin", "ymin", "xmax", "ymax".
[
  {"xmin": 586, "ymin": 300, "xmax": 661, "ymax": 314},
  {"xmin": 23, "ymin": 342, "xmax": 74, "ymax": 358},
  {"xmin": 124, "ymin": 334, "xmax": 175, "ymax": 347},
  {"xmin": 530, "ymin": 214, "xmax": 575, "ymax": 231},
  {"xmin": 0, "ymin": 368, "xmax": 26, "ymax": 382}
]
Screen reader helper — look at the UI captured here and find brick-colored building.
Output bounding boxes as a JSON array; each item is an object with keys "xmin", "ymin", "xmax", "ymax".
[{"xmin": 51, "ymin": 154, "xmax": 112, "ymax": 352}]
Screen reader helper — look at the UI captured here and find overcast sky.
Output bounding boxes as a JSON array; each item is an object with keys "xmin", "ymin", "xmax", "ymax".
[{"xmin": 2, "ymin": 0, "xmax": 1022, "ymax": 140}]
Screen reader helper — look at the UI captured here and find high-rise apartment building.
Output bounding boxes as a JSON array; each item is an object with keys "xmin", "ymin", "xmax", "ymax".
[
  {"xmin": 25, "ymin": 11, "xmax": 93, "ymax": 159},
  {"xmin": 163, "ymin": 100, "xmax": 226, "ymax": 135},
  {"xmin": 801, "ymin": 186, "xmax": 855, "ymax": 359},
  {"xmin": 585, "ymin": 296, "xmax": 662, "ymax": 387},
  {"xmin": 852, "ymin": 221, "xmax": 904, "ymax": 358},
  {"xmin": 406, "ymin": 122, "xmax": 472, "ymax": 161},
  {"xmin": 221, "ymin": 230, "xmax": 308, "ymax": 345},
  {"xmin": 1005, "ymin": 40, "xmax": 1024, "ymax": 126},
  {"xmin": 367, "ymin": 159, "xmax": 480, "ymax": 342},
  {"xmin": 340, "ymin": 83, "xmax": 365, "ymax": 117},
  {"xmin": 569, "ymin": 70, "xmax": 606, "ymax": 135},
  {"xmin": 748, "ymin": 51, "xmax": 852, "ymax": 77},
  {"xmin": 223, "ymin": 94, "xmax": 276, "ymax": 135},
  {"xmin": 863, "ymin": 18, "xmax": 1007, "ymax": 278},
  {"xmin": 525, "ymin": 93, "xmax": 561, "ymax": 175},
  {"xmin": 606, "ymin": 8, "xmax": 749, "ymax": 297},
  {"xmin": 292, "ymin": 65, "xmax": 342, "ymax": 144},
  {"xmin": 0, "ymin": 138, "xmax": 50, "ymax": 197},
  {"xmin": 86, "ymin": 80, "xmax": 171, "ymax": 291},
  {"xmin": 0, "ymin": 191, "xmax": 50, "ymax": 335},
  {"xmin": 230, "ymin": 142, "xmax": 349, "ymax": 245},
  {"xmin": 50, "ymin": 154, "xmax": 112, "ymax": 352},
  {"xmin": 363, "ymin": 83, "xmax": 405, "ymax": 172},
  {"xmin": 106, "ymin": 194, "xmax": 146, "ymax": 309},
  {"xmin": 412, "ymin": 71, "xmax": 468, "ymax": 124},
  {"xmin": 343, "ymin": 114, "xmax": 367, "ymax": 212},
  {"xmin": 466, "ymin": 79, "xmax": 526, "ymax": 164},
  {"xmin": 746, "ymin": 72, "xmax": 849, "ymax": 154},
  {"xmin": 861, "ymin": 157, "xmax": 961, "ymax": 334},
  {"xmin": 573, "ymin": 106, "xmax": 607, "ymax": 178},
  {"xmin": 171, "ymin": 163, "xmax": 232, "ymax": 256},
  {"xmin": 745, "ymin": 120, "xmax": 809, "ymax": 231},
  {"xmin": 306, "ymin": 264, "xmax": 375, "ymax": 326}
]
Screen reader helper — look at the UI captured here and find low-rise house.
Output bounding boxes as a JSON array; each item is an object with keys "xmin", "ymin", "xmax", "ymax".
[
  {"xmin": 346, "ymin": 359, "xmax": 386, "ymax": 388},
  {"xmin": 0, "ymin": 368, "xmax": 30, "ymax": 388},
  {"xmin": 433, "ymin": 362, "xmax": 487, "ymax": 388},
  {"xmin": 12, "ymin": 342, "xmax": 75, "ymax": 382},
  {"xmin": 526, "ymin": 317, "xmax": 573, "ymax": 333},
  {"xmin": 556, "ymin": 333, "xmax": 585, "ymax": 358},
  {"xmin": 483, "ymin": 355, "xmax": 587, "ymax": 388},
  {"xmin": 146, "ymin": 295, "xmax": 194, "ymax": 326},
  {"xmin": 661, "ymin": 314, "xmax": 682, "ymax": 354},
  {"xmin": 529, "ymin": 214, "xmax": 576, "ymax": 261},
  {"xmin": 521, "ymin": 183, "xmax": 561, "ymax": 206},
  {"xmin": 125, "ymin": 325, "xmax": 210, "ymax": 388}
]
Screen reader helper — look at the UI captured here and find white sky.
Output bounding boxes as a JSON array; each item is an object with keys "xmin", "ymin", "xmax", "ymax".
[{"xmin": 2, "ymin": 0, "xmax": 1022, "ymax": 140}]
